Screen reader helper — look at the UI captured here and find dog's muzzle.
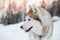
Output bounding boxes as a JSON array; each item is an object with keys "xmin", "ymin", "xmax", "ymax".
[
  {"xmin": 20, "ymin": 26, "xmax": 33, "ymax": 32},
  {"xmin": 25, "ymin": 26, "xmax": 33, "ymax": 32}
]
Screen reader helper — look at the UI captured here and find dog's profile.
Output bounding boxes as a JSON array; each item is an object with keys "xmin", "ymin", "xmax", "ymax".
[{"xmin": 20, "ymin": 5, "xmax": 53, "ymax": 40}]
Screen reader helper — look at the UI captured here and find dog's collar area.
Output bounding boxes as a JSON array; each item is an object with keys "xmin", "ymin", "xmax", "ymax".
[{"xmin": 25, "ymin": 26, "xmax": 33, "ymax": 32}]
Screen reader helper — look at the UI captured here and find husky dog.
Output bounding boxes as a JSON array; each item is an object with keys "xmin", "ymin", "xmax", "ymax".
[{"xmin": 20, "ymin": 5, "xmax": 53, "ymax": 40}]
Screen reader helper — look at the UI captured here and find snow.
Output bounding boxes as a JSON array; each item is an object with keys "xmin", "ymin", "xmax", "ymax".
[
  {"xmin": 0, "ymin": 22, "xmax": 29, "ymax": 40},
  {"xmin": 53, "ymin": 16, "xmax": 60, "ymax": 22},
  {"xmin": 0, "ymin": 19, "xmax": 60, "ymax": 40},
  {"xmin": 52, "ymin": 20, "xmax": 60, "ymax": 40}
]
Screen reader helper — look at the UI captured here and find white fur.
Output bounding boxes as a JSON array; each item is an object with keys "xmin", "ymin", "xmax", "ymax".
[
  {"xmin": 21, "ymin": 5, "xmax": 53, "ymax": 40},
  {"xmin": 22, "ymin": 16, "xmax": 43, "ymax": 36}
]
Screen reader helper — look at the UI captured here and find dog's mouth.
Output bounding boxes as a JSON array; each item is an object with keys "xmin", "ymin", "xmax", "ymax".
[{"xmin": 25, "ymin": 26, "xmax": 33, "ymax": 32}]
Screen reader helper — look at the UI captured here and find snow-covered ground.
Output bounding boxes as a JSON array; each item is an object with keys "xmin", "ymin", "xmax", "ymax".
[
  {"xmin": 52, "ymin": 20, "xmax": 60, "ymax": 40},
  {"xmin": 0, "ymin": 19, "xmax": 60, "ymax": 40},
  {"xmin": 53, "ymin": 16, "xmax": 60, "ymax": 22},
  {"xmin": 0, "ymin": 22, "xmax": 29, "ymax": 40}
]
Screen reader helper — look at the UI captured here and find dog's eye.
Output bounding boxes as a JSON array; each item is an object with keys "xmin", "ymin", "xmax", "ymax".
[{"xmin": 28, "ymin": 19, "xmax": 31, "ymax": 21}]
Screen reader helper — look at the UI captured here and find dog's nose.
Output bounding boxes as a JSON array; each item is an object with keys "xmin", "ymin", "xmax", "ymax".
[{"xmin": 20, "ymin": 26, "xmax": 23, "ymax": 29}]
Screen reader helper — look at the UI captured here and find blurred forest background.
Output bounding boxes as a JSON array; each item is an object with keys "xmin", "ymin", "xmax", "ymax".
[{"xmin": 0, "ymin": 0, "xmax": 60, "ymax": 24}]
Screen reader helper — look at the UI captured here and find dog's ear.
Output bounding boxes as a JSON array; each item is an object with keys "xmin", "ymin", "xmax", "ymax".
[
  {"xmin": 29, "ymin": 4, "xmax": 38, "ymax": 13},
  {"xmin": 32, "ymin": 4, "xmax": 45, "ymax": 16},
  {"xmin": 28, "ymin": 5, "xmax": 33, "ymax": 13}
]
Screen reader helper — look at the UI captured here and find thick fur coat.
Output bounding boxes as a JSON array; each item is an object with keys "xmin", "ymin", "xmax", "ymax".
[{"xmin": 20, "ymin": 5, "xmax": 53, "ymax": 40}]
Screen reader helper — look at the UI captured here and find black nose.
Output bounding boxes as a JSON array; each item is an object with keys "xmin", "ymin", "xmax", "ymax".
[{"xmin": 20, "ymin": 26, "xmax": 23, "ymax": 29}]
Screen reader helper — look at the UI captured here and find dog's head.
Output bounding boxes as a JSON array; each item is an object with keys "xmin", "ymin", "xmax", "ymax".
[
  {"xmin": 20, "ymin": 16, "xmax": 43, "ymax": 35},
  {"xmin": 20, "ymin": 5, "xmax": 43, "ymax": 35}
]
